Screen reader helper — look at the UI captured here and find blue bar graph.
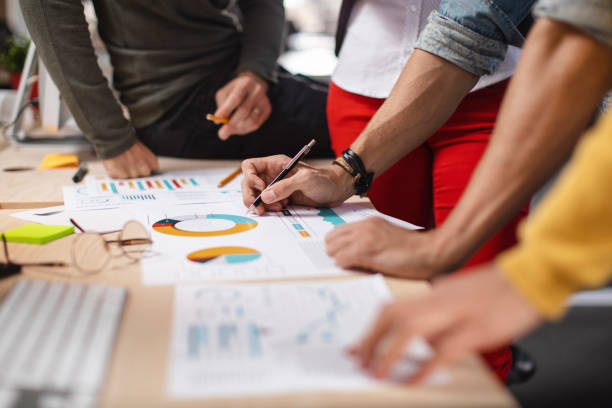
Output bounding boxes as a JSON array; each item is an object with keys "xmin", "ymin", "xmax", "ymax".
[
  {"xmin": 188, "ymin": 325, "xmax": 209, "ymax": 358},
  {"xmin": 248, "ymin": 323, "xmax": 262, "ymax": 357},
  {"xmin": 218, "ymin": 324, "xmax": 238, "ymax": 351},
  {"xmin": 121, "ymin": 194, "xmax": 156, "ymax": 201}
]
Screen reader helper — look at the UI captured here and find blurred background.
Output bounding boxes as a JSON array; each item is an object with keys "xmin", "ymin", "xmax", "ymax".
[{"xmin": 0, "ymin": 0, "xmax": 344, "ymax": 138}]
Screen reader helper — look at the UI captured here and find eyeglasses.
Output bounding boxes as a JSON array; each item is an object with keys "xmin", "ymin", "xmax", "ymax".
[{"xmin": 0, "ymin": 220, "xmax": 153, "ymax": 279}]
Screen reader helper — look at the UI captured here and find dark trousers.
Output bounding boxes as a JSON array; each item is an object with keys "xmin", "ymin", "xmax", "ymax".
[{"xmin": 137, "ymin": 67, "xmax": 334, "ymax": 159}]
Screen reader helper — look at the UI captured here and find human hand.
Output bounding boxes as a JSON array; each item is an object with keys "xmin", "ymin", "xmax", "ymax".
[
  {"xmin": 326, "ymin": 217, "xmax": 444, "ymax": 279},
  {"xmin": 241, "ymin": 155, "xmax": 355, "ymax": 215},
  {"xmin": 349, "ymin": 264, "xmax": 543, "ymax": 383},
  {"xmin": 213, "ymin": 70, "xmax": 271, "ymax": 140},
  {"xmin": 101, "ymin": 140, "xmax": 159, "ymax": 179}
]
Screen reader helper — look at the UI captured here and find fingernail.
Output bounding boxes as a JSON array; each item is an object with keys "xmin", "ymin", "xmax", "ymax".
[{"xmin": 261, "ymin": 189, "xmax": 276, "ymax": 203}]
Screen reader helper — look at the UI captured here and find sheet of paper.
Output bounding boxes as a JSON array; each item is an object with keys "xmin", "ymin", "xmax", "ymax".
[
  {"xmin": 75, "ymin": 169, "xmax": 244, "ymax": 209},
  {"xmin": 63, "ymin": 186, "xmax": 122, "ymax": 211},
  {"xmin": 139, "ymin": 201, "xmax": 419, "ymax": 285},
  {"xmin": 167, "ymin": 275, "xmax": 391, "ymax": 398},
  {"xmin": 335, "ymin": 203, "xmax": 423, "ymax": 230},
  {"xmin": 64, "ymin": 169, "xmax": 244, "ymax": 211},
  {"xmin": 85, "ymin": 168, "xmax": 242, "ymax": 195},
  {"xmin": 11, "ymin": 206, "xmax": 140, "ymax": 233}
]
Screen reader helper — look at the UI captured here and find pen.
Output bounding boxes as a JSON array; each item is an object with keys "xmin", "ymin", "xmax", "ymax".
[
  {"xmin": 206, "ymin": 114, "xmax": 230, "ymax": 124},
  {"xmin": 218, "ymin": 167, "xmax": 242, "ymax": 188},
  {"xmin": 247, "ymin": 139, "xmax": 316, "ymax": 213},
  {"xmin": 72, "ymin": 163, "xmax": 88, "ymax": 183}
]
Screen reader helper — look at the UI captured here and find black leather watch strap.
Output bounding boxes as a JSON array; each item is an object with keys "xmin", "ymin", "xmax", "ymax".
[{"xmin": 341, "ymin": 148, "xmax": 373, "ymax": 196}]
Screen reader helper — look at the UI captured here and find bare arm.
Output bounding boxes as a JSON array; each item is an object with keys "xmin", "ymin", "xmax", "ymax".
[
  {"xmin": 432, "ymin": 18, "xmax": 612, "ymax": 271},
  {"xmin": 352, "ymin": 50, "xmax": 478, "ymax": 177}
]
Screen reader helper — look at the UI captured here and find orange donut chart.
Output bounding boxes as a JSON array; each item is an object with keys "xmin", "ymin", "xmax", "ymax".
[
  {"xmin": 152, "ymin": 214, "xmax": 258, "ymax": 237},
  {"xmin": 187, "ymin": 246, "xmax": 261, "ymax": 264}
]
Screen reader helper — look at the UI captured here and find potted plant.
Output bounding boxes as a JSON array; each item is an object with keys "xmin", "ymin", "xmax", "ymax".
[{"xmin": 0, "ymin": 35, "xmax": 30, "ymax": 89}]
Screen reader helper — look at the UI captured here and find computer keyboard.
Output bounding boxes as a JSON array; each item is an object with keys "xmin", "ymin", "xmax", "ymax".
[{"xmin": 0, "ymin": 279, "xmax": 127, "ymax": 408}]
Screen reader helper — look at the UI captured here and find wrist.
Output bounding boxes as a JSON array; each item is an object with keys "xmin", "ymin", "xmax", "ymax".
[
  {"xmin": 329, "ymin": 163, "xmax": 357, "ymax": 199},
  {"xmin": 238, "ymin": 70, "xmax": 269, "ymax": 92},
  {"xmin": 333, "ymin": 149, "xmax": 374, "ymax": 197},
  {"xmin": 427, "ymin": 226, "xmax": 470, "ymax": 274}
]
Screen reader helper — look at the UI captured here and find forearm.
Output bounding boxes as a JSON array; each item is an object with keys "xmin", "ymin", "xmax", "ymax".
[
  {"xmin": 20, "ymin": 0, "xmax": 135, "ymax": 159},
  {"xmin": 351, "ymin": 50, "xmax": 478, "ymax": 177},
  {"xmin": 499, "ymin": 110, "xmax": 612, "ymax": 318},
  {"xmin": 434, "ymin": 19, "xmax": 612, "ymax": 270},
  {"xmin": 237, "ymin": 0, "xmax": 284, "ymax": 83}
]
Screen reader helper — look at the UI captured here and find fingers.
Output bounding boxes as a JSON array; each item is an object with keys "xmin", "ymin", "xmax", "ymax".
[
  {"xmin": 241, "ymin": 156, "xmax": 291, "ymax": 214},
  {"xmin": 139, "ymin": 143, "xmax": 160, "ymax": 173},
  {"xmin": 325, "ymin": 220, "xmax": 381, "ymax": 269},
  {"xmin": 406, "ymin": 328, "xmax": 472, "ymax": 385},
  {"xmin": 214, "ymin": 82, "xmax": 249, "ymax": 120},
  {"xmin": 214, "ymin": 75, "xmax": 271, "ymax": 140},
  {"xmin": 372, "ymin": 335, "xmax": 410, "ymax": 379},
  {"xmin": 260, "ymin": 176, "xmax": 301, "ymax": 204},
  {"xmin": 219, "ymin": 86, "xmax": 271, "ymax": 139},
  {"xmin": 351, "ymin": 304, "xmax": 394, "ymax": 369},
  {"xmin": 102, "ymin": 141, "xmax": 159, "ymax": 179},
  {"xmin": 326, "ymin": 233, "xmax": 364, "ymax": 269}
]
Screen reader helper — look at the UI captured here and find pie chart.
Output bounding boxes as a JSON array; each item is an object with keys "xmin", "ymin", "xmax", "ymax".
[
  {"xmin": 187, "ymin": 247, "xmax": 261, "ymax": 264},
  {"xmin": 152, "ymin": 214, "xmax": 258, "ymax": 237}
]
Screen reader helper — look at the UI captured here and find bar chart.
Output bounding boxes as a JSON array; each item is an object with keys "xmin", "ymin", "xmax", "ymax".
[{"xmin": 96, "ymin": 177, "xmax": 200, "ymax": 195}]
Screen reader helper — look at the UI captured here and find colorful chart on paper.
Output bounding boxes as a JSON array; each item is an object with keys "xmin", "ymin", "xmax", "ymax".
[
  {"xmin": 187, "ymin": 247, "xmax": 261, "ymax": 264},
  {"xmin": 152, "ymin": 214, "xmax": 258, "ymax": 237},
  {"xmin": 95, "ymin": 177, "xmax": 200, "ymax": 195}
]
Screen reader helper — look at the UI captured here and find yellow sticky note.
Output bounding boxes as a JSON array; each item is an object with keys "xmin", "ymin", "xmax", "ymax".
[
  {"xmin": 3, "ymin": 224, "xmax": 75, "ymax": 244},
  {"xmin": 39, "ymin": 154, "xmax": 79, "ymax": 169}
]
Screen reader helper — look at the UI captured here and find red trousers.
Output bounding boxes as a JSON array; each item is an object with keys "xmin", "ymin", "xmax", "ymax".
[{"xmin": 327, "ymin": 80, "xmax": 527, "ymax": 382}]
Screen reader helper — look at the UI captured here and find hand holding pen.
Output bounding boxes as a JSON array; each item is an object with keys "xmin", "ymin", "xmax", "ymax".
[
  {"xmin": 207, "ymin": 71, "xmax": 271, "ymax": 140},
  {"xmin": 246, "ymin": 139, "xmax": 316, "ymax": 214},
  {"xmin": 240, "ymin": 140, "xmax": 356, "ymax": 215}
]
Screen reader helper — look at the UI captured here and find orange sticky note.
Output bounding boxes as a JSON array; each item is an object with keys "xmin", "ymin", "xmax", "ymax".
[{"xmin": 39, "ymin": 154, "xmax": 79, "ymax": 169}]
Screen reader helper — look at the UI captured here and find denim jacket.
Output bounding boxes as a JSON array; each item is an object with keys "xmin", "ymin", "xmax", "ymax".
[
  {"xmin": 535, "ymin": 0, "xmax": 612, "ymax": 49},
  {"xmin": 415, "ymin": 0, "xmax": 536, "ymax": 76}
]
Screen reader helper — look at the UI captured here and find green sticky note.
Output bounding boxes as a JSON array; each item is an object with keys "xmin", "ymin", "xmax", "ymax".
[{"xmin": 3, "ymin": 224, "xmax": 75, "ymax": 245}]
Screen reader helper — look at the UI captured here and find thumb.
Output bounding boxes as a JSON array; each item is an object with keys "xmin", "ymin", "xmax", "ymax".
[{"xmin": 261, "ymin": 177, "xmax": 300, "ymax": 204}]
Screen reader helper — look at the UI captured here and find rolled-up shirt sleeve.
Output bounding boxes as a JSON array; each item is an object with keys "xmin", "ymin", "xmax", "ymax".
[
  {"xmin": 534, "ymin": 0, "xmax": 612, "ymax": 49},
  {"xmin": 415, "ymin": 0, "xmax": 535, "ymax": 76}
]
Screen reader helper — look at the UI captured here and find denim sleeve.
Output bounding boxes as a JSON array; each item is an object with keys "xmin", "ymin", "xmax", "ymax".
[
  {"xmin": 534, "ymin": 0, "xmax": 612, "ymax": 49},
  {"xmin": 415, "ymin": 0, "xmax": 535, "ymax": 76}
]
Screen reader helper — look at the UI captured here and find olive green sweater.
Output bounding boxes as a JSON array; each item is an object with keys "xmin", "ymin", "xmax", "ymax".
[{"xmin": 20, "ymin": 0, "xmax": 284, "ymax": 158}]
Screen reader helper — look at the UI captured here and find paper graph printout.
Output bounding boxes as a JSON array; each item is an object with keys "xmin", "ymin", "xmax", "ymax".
[
  {"xmin": 140, "ymin": 202, "xmax": 420, "ymax": 285},
  {"xmin": 64, "ymin": 169, "xmax": 244, "ymax": 210},
  {"xmin": 86, "ymin": 168, "xmax": 242, "ymax": 195},
  {"xmin": 152, "ymin": 214, "xmax": 258, "ymax": 237},
  {"xmin": 140, "ymin": 202, "xmax": 346, "ymax": 284},
  {"xmin": 186, "ymin": 247, "xmax": 262, "ymax": 264},
  {"xmin": 167, "ymin": 276, "xmax": 392, "ymax": 398}
]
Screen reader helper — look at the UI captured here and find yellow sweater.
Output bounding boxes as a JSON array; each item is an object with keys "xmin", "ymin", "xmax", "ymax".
[{"xmin": 498, "ymin": 110, "xmax": 612, "ymax": 319}]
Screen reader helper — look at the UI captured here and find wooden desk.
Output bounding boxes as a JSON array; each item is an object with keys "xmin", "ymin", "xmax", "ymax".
[{"xmin": 0, "ymin": 145, "xmax": 517, "ymax": 407}]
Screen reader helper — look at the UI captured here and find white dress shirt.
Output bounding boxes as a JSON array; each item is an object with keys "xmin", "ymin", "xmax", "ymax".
[{"xmin": 332, "ymin": 0, "xmax": 521, "ymax": 98}]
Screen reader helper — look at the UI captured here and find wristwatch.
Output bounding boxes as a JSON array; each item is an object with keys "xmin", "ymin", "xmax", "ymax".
[{"xmin": 332, "ymin": 148, "xmax": 373, "ymax": 196}]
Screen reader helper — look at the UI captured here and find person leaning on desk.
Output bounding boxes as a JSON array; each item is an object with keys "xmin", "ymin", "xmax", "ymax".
[
  {"xmin": 320, "ymin": 0, "xmax": 528, "ymax": 383},
  {"xmin": 19, "ymin": 0, "xmax": 333, "ymax": 179},
  {"xmin": 241, "ymin": 0, "xmax": 612, "ymax": 383},
  {"xmin": 350, "ymin": 107, "xmax": 612, "ymax": 384}
]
